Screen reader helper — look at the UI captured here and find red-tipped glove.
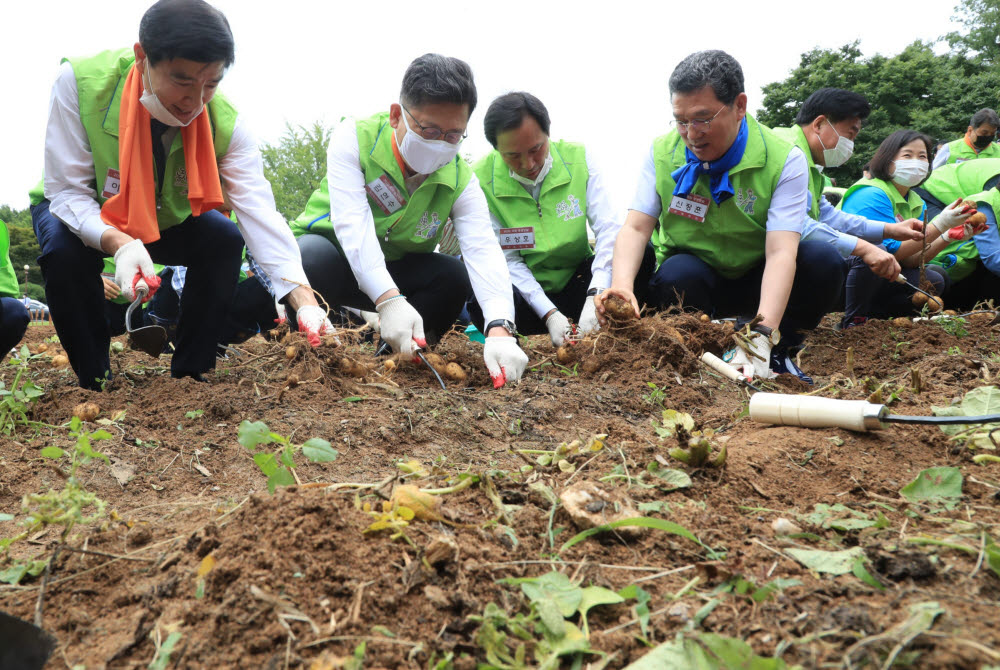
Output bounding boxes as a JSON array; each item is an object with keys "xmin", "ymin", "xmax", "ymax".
[
  {"xmin": 483, "ymin": 336, "xmax": 528, "ymax": 389},
  {"xmin": 296, "ymin": 305, "xmax": 337, "ymax": 347},
  {"xmin": 113, "ymin": 239, "xmax": 160, "ymax": 303}
]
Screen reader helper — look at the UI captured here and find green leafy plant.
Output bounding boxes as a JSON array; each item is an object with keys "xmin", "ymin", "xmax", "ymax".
[
  {"xmin": 0, "ymin": 346, "xmax": 46, "ymax": 435},
  {"xmin": 624, "ymin": 631, "xmax": 791, "ymax": 669},
  {"xmin": 654, "ymin": 409, "xmax": 727, "ymax": 467},
  {"xmin": 938, "ymin": 315, "xmax": 969, "ymax": 338},
  {"xmin": 1, "ymin": 417, "xmax": 111, "ymax": 583},
  {"xmin": 642, "ymin": 382, "xmax": 667, "ymax": 407},
  {"xmin": 237, "ymin": 420, "xmax": 338, "ymax": 493},
  {"xmin": 932, "ymin": 386, "xmax": 1000, "ymax": 450},
  {"xmin": 517, "ymin": 434, "xmax": 606, "ymax": 474}
]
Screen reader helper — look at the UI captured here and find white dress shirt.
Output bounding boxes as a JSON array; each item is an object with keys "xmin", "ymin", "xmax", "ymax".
[
  {"xmin": 43, "ymin": 61, "xmax": 308, "ymax": 299},
  {"xmin": 325, "ymin": 118, "xmax": 514, "ymax": 324},
  {"xmin": 490, "ymin": 146, "xmax": 619, "ymax": 318},
  {"xmin": 630, "ymin": 141, "xmax": 808, "ymax": 234}
]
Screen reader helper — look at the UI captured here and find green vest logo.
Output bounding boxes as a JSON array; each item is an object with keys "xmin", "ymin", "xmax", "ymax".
[
  {"xmin": 174, "ymin": 167, "xmax": 188, "ymax": 188},
  {"xmin": 415, "ymin": 211, "xmax": 443, "ymax": 240},
  {"xmin": 556, "ymin": 194, "xmax": 584, "ymax": 221},
  {"xmin": 736, "ymin": 188, "xmax": 758, "ymax": 215}
]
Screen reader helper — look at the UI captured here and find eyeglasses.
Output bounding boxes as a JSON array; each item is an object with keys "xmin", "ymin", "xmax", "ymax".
[
  {"xmin": 671, "ymin": 105, "xmax": 727, "ymax": 133},
  {"xmin": 401, "ymin": 105, "xmax": 467, "ymax": 144}
]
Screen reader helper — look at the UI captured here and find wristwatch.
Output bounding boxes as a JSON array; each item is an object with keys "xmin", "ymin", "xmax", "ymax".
[
  {"xmin": 485, "ymin": 319, "xmax": 517, "ymax": 337},
  {"xmin": 586, "ymin": 287, "xmax": 604, "ymax": 297},
  {"xmin": 751, "ymin": 324, "xmax": 781, "ymax": 346}
]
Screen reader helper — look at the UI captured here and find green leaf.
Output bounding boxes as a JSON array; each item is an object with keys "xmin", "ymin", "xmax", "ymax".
[
  {"xmin": 578, "ymin": 586, "xmax": 625, "ymax": 638},
  {"xmin": 0, "ymin": 513, "xmax": 14, "ymax": 522},
  {"xmin": 238, "ymin": 420, "xmax": 277, "ymax": 449},
  {"xmin": 560, "ymin": 517, "xmax": 702, "ymax": 553},
  {"xmin": 517, "ymin": 572, "xmax": 582, "ymax": 619},
  {"xmin": 787, "ymin": 546, "xmax": 867, "ymax": 575},
  {"xmin": 618, "ymin": 584, "xmax": 652, "ymax": 638},
  {"xmin": 340, "ymin": 396, "xmax": 366, "ymax": 402},
  {"xmin": 185, "ymin": 410, "xmax": 204, "ymax": 419},
  {"xmin": 302, "ymin": 438, "xmax": 339, "ymax": 463},
  {"xmin": 658, "ymin": 409, "xmax": 695, "ymax": 437},
  {"xmin": 932, "ymin": 386, "xmax": 1000, "ymax": 449},
  {"xmin": 267, "ymin": 467, "xmax": 296, "ymax": 494},
  {"xmin": 645, "ymin": 463, "xmax": 692, "ymax": 490},
  {"xmin": 0, "ymin": 559, "xmax": 48, "ymax": 585},
  {"xmin": 624, "ymin": 633, "xmax": 789, "ymax": 669},
  {"xmin": 148, "ymin": 631, "xmax": 183, "ymax": 670},
  {"xmin": 900, "ymin": 467, "xmax": 963, "ymax": 502},
  {"xmin": 279, "ymin": 448, "xmax": 296, "ymax": 468},
  {"xmin": 852, "ymin": 557, "xmax": 885, "ymax": 590},
  {"xmin": 985, "ymin": 536, "xmax": 1000, "ymax": 579},
  {"xmin": 253, "ymin": 452, "xmax": 280, "ymax": 477},
  {"xmin": 40, "ymin": 446, "xmax": 65, "ymax": 459}
]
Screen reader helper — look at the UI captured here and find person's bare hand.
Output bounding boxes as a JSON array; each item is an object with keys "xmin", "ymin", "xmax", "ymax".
[
  {"xmin": 884, "ymin": 219, "xmax": 924, "ymax": 242},
  {"xmin": 595, "ymin": 287, "xmax": 639, "ymax": 327},
  {"xmin": 102, "ymin": 276, "xmax": 121, "ymax": 301}
]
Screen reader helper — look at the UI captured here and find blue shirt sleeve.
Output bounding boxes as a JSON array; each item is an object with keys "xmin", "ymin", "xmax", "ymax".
[
  {"xmin": 840, "ymin": 186, "xmax": 897, "ymax": 224},
  {"xmin": 974, "ymin": 203, "xmax": 1000, "ymax": 275}
]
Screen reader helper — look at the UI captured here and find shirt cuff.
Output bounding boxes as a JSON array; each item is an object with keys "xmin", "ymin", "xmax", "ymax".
[
  {"xmin": 269, "ymin": 265, "xmax": 311, "ymax": 301},
  {"xmin": 358, "ymin": 267, "xmax": 396, "ymax": 304},
  {"xmin": 863, "ymin": 220, "xmax": 886, "ymax": 243},
  {"xmin": 836, "ymin": 233, "xmax": 859, "ymax": 259},
  {"xmin": 481, "ymin": 298, "xmax": 515, "ymax": 326},
  {"xmin": 526, "ymin": 293, "xmax": 557, "ymax": 320},
  {"xmin": 80, "ymin": 215, "xmax": 115, "ymax": 251},
  {"xmin": 589, "ymin": 268, "xmax": 611, "ymax": 292}
]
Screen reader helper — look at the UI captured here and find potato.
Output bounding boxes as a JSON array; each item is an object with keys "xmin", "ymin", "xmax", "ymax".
[
  {"xmin": 926, "ymin": 295, "xmax": 944, "ymax": 312},
  {"xmin": 73, "ymin": 402, "xmax": 100, "ymax": 422},
  {"xmin": 383, "ymin": 359, "xmax": 397, "ymax": 371},
  {"xmin": 967, "ymin": 211, "xmax": 987, "ymax": 227},
  {"xmin": 556, "ymin": 345, "xmax": 576, "ymax": 365},
  {"xmin": 338, "ymin": 357, "xmax": 370, "ymax": 378},
  {"xmin": 284, "ymin": 373, "xmax": 299, "ymax": 389},
  {"xmin": 51, "ymin": 355, "xmax": 69, "ymax": 368},
  {"xmin": 892, "ymin": 317, "xmax": 912, "ymax": 327},
  {"xmin": 421, "ymin": 352, "xmax": 447, "ymax": 374},
  {"xmin": 581, "ymin": 357, "xmax": 603, "ymax": 374},
  {"xmin": 602, "ymin": 295, "xmax": 636, "ymax": 323},
  {"xmin": 699, "ymin": 313, "xmax": 711, "ymax": 322},
  {"xmin": 36, "ymin": 344, "xmax": 48, "ymax": 353},
  {"xmin": 285, "ymin": 346, "xmax": 297, "ymax": 361},
  {"xmin": 443, "ymin": 362, "xmax": 466, "ymax": 383},
  {"xmin": 391, "ymin": 484, "xmax": 442, "ymax": 521}
]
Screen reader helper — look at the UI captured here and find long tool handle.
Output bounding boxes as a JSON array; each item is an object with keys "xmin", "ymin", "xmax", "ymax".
[
  {"xmin": 124, "ymin": 279, "xmax": 149, "ymax": 332},
  {"xmin": 892, "ymin": 274, "xmax": 935, "ymax": 301},
  {"xmin": 701, "ymin": 352, "xmax": 761, "ymax": 391},
  {"xmin": 749, "ymin": 393, "xmax": 886, "ymax": 431}
]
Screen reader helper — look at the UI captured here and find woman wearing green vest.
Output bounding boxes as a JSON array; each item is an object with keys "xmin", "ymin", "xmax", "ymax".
[
  {"xmin": 467, "ymin": 92, "xmax": 654, "ymax": 347},
  {"xmin": 291, "ymin": 54, "xmax": 528, "ymax": 388},
  {"xmin": 30, "ymin": 0, "xmax": 332, "ymax": 391},
  {"xmin": 932, "ymin": 109, "xmax": 1000, "ymax": 168},
  {"xmin": 915, "ymin": 159, "xmax": 1000, "ymax": 308},
  {"xmin": 840, "ymin": 130, "xmax": 979, "ymax": 326},
  {"xmin": 0, "ymin": 220, "xmax": 31, "ymax": 358},
  {"xmin": 600, "ymin": 50, "xmax": 845, "ymax": 383}
]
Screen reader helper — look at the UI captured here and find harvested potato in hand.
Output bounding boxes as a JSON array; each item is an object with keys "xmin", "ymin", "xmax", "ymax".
[{"xmin": 602, "ymin": 295, "xmax": 636, "ymax": 322}]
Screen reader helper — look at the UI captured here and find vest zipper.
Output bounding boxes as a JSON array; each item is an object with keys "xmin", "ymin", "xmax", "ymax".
[
  {"xmin": 384, "ymin": 220, "xmax": 398, "ymax": 242},
  {"xmin": 536, "ymin": 202, "xmax": 542, "ymax": 218}
]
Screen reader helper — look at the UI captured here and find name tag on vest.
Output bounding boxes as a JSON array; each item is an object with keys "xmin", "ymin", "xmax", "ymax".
[
  {"xmin": 895, "ymin": 214, "xmax": 904, "ymax": 223},
  {"xmin": 102, "ymin": 168, "xmax": 121, "ymax": 199},
  {"xmin": 365, "ymin": 175, "xmax": 406, "ymax": 216},
  {"xmin": 668, "ymin": 193, "xmax": 710, "ymax": 222},
  {"xmin": 499, "ymin": 226, "xmax": 535, "ymax": 250}
]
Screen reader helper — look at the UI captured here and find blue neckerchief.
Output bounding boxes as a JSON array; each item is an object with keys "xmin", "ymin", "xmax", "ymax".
[{"xmin": 671, "ymin": 117, "xmax": 749, "ymax": 205}]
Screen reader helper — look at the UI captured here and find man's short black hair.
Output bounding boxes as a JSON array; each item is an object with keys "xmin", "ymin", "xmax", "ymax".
[
  {"xmin": 970, "ymin": 108, "xmax": 1000, "ymax": 129},
  {"xmin": 869, "ymin": 130, "xmax": 933, "ymax": 184},
  {"xmin": 483, "ymin": 92, "xmax": 550, "ymax": 148},
  {"xmin": 668, "ymin": 50, "xmax": 744, "ymax": 105},
  {"xmin": 400, "ymin": 54, "xmax": 477, "ymax": 116},
  {"xmin": 795, "ymin": 88, "xmax": 871, "ymax": 125},
  {"xmin": 139, "ymin": 0, "xmax": 235, "ymax": 67}
]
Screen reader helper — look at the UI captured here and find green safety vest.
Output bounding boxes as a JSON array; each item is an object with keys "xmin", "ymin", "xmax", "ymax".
[
  {"xmin": 0, "ymin": 220, "xmax": 20, "ymax": 299},
  {"xmin": 28, "ymin": 48, "xmax": 238, "ymax": 231},
  {"xmin": 652, "ymin": 115, "xmax": 793, "ymax": 278},
  {"xmin": 923, "ymin": 158, "xmax": 1000, "ymax": 205},
  {"xmin": 290, "ymin": 112, "xmax": 472, "ymax": 262},
  {"xmin": 942, "ymin": 137, "xmax": 1000, "ymax": 165},
  {"xmin": 772, "ymin": 125, "xmax": 822, "ymax": 220},
  {"xmin": 840, "ymin": 178, "xmax": 925, "ymax": 222},
  {"xmin": 928, "ymin": 187, "xmax": 1000, "ymax": 282},
  {"xmin": 474, "ymin": 141, "xmax": 590, "ymax": 293}
]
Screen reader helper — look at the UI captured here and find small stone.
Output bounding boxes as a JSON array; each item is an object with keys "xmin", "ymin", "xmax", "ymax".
[
  {"xmin": 424, "ymin": 585, "xmax": 451, "ymax": 608},
  {"xmin": 771, "ymin": 517, "xmax": 801, "ymax": 536}
]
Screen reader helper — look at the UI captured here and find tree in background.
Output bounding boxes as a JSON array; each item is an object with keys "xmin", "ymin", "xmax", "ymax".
[
  {"xmin": 261, "ymin": 121, "xmax": 332, "ymax": 222},
  {"xmin": 946, "ymin": 0, "xmax": 1000, "ymax": 63},
  {"xmin": 757, "ymin": 39, "xmax": 1000, "ymax": 186}
]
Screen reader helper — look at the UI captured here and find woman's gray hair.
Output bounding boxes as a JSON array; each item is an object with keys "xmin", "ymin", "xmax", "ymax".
[{"xmin": 668, "ymin": 50, "xmax": 744, "ymax": 105}]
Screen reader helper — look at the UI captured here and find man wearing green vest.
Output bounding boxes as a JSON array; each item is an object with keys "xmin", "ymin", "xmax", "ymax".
[
  {"xmin": 30, "ymin": 0, "xmax": 332, "ymax": 391},
  {"xmin": 915, "ymin": 159, "xmax": 1000, "ymax": 308},
  {"xmin": 467, "ymin": 92, "xmax": 654, "ymax": 347},
  {"xmin": 932, "ymin": 109, "xmax": 1000, "ymax": 168},
  {"xmin": 774, "ymin": 88, "xmax": 923, "ymax": 280},
  {"xmin": 598, "ymin": 50, "xmax": 845, "ymax": 383},
  {"xmin": 291, "ymin": 54, "xmax": 528, "ymax": 388},
  {"xmin": 0, "ymin": 220, "xmax": 31, "ymax": 358}
]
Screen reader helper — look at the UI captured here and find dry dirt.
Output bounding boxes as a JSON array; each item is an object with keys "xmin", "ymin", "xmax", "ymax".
[{"xmin": 1, "ymin": 309, "xmax": 1000, "ymax": 669}]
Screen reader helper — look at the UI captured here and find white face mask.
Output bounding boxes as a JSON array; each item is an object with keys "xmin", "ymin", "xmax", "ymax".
[
  {"xmin": 397, "ymin": 111, "xmax": 462, "ymax": 174},
  {"xmin": 818, "ymin": 121, "xmax": 854, "ymax": 168},
  {"xmin": 891, "ymin": 158, "xmax": 929, "ymax": 187},
  {"xmin": 140, "ymin": 62, "xmax": 200, "ymax": 127},
  {"xmin": 509, "ymin": 153, "xmax": 553, "ymax": 187}
]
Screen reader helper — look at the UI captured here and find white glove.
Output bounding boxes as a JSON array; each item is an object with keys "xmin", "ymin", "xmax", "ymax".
[
  {"xmin": 274, "ymin": 301, "xmax": 287, "ymax": 325},
  {"xmin": 544, "ymin": 311, "xmax": 572, "ymax": 347},
  {"xmin": 483, "ymin": 336, "xmax": 529, "ymax": 389},
  {"xmin": 360, "ymin": 310, "xmax": 380, "ymax": 332},
  {"xmin": 296, "ymin": 305, "xmax": 337, "ymax": 347},
  {"xmin": 376, "ymin": 296, "xmax": 425, "ymax": 357},
  {"xmin": 113, "ymin": 239, "xmax": 160, "ymax": 302},
  {"xmin": 930, "ymin": 199, "xmax": 974, "ymax": 234},
  {"xmin": 577, "ymin": 297, "xmax": 600, "ymax": 335},
  {"xmin": 722, "ymin": 334, "xmax": 776, "ymax": 381}
]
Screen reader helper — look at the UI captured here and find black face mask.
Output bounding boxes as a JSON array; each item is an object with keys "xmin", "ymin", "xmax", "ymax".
[{"xmin": 974, "ymin": 134, "xmax": 995, "ymax": 149}]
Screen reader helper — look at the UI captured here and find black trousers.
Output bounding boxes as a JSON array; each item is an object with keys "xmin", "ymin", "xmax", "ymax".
[
  {"xmin": 32, "ymin": 199, "xmax": 244, "ymax": 389},
  {"xmin": 467, "ymin": 244, "xmax": 656, "ymax": 335},
  {"xmin": 297, "ymin": 234, "xmax": 472, "ymax": 342}
]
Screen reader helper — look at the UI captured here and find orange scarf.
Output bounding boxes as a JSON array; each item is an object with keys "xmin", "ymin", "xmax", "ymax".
[{"xmin": 100, "ymin": 64, "xmax": 224, "ymax": 243}]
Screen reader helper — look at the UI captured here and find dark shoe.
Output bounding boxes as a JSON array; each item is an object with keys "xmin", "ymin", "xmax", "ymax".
[{"xmin": 171, "ymin": 371, "xmax": 207, "ymax": 383}]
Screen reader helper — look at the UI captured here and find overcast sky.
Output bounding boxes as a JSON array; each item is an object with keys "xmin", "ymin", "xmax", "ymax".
[{"xmin": 1, "ymin": 0, "xmax": 961, "ymax": 216}]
